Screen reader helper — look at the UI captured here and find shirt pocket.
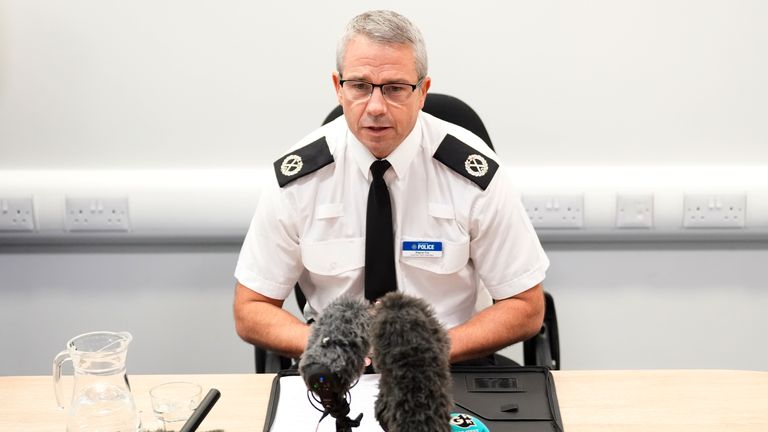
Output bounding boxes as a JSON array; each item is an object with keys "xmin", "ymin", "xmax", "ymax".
[
  {"xmin": 428, "ymin": 203, "xmax": 455, "ymax": 220},
  {"xmin": 315, "ymin": 203, "xmax": 344, "ymax": 219},
  {"xmin": 301, "ymin": 237, "xmax": 365, "ymax": 276},
  {"xmin": 398, "ymin": 235, "xmax": 470, "ymax": 275}
]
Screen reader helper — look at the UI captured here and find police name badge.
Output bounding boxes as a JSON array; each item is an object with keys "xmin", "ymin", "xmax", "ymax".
[{"xmin": 402, "ymin": 241, "xmax": 443, "ymax": 258}]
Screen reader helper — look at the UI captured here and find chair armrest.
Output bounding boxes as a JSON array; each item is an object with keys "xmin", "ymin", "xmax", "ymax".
[
  {"xmin": 523, "ymin": 291, "xmax": 560, "ymax": 370},
  {"xmin": 254, "ymin": 345, "xmax": 295, "ymax": 373}
]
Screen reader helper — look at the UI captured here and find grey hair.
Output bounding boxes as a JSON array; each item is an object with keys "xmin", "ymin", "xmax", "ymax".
[{"xmin": 336, "ymin": 10, "xmax": 428, "ymax": 80}]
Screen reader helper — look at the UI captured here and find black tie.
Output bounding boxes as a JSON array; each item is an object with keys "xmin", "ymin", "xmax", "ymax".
[{"xmin": 365, "ymin": 159, "xmax": 397, "ymax": 302}]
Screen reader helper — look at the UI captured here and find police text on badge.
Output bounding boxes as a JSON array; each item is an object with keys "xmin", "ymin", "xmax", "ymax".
[{"xmin": 401, "ymin": 241, "xmax": 443, "ymax": 258}]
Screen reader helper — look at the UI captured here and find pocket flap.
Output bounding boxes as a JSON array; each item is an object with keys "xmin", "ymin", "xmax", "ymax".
[
  {"xmin": 301, "ymin": 237, "xmax": 365, "ymax": 275},
  {"xmin": 428, "ymin": 203, "xmax": 455, "ymax": 219},
  {"xmin": 315, "ymin": 203, "xmax": 344, "ymax": 219}
]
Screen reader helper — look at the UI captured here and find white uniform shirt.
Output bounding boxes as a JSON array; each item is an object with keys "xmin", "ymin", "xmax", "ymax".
[{"xmin": 235, "ymin": 111, "xmax": 549, "ymax": 328}]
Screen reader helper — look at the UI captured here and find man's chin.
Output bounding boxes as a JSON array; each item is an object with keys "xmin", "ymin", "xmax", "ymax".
[{"xmin": 359, "ymin": 136, "xmax": 398, "ymax": 159}]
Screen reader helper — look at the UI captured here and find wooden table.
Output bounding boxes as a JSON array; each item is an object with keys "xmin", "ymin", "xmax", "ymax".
[{"xmin": 1, "ymin": 370, "xmax": 766, "ymax": 431}]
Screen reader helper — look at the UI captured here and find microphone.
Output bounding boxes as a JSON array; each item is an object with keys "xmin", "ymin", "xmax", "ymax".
[
  {"xmin": 298, "ymin": 296, "xmax": 372, "ymax": 430},
  {"xmin": 371, "ymin": 292, "xmax": 452, "ymax": 432},
  {"xmin": 179, "ymin": 388, "xmax": 221, "ymax": 432}
]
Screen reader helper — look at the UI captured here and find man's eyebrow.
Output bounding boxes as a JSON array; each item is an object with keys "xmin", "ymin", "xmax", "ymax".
[{"xmin": 343, "ymin": 77, "xmax": 415, "ymax": 84}]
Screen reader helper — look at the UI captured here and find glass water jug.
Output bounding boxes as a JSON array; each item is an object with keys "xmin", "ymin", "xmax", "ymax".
[{"xmin": 53, "ymin": 331, "xmax": 141, "ymax": 432}]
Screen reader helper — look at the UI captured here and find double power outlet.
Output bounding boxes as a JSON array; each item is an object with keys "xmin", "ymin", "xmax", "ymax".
[
  {"xmin": 65, "ymin": 197, "xmax": 131, "ymax": 232},
  {"xmin": 683, "ymin": 194, "xmax": 746, "ymax": 228},
  {"xmin": 522, "ymin": 195, "xmax": 584, "ymax": 228}
]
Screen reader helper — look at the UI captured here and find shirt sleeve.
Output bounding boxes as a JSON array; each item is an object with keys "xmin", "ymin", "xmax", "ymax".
[
  {"xmin": 234, "ymin": 182, "xmax": 304, "ymax": 300},
  {"xmin": 469, "ymin": 168, "xmax": 550, "ymax": 300}
]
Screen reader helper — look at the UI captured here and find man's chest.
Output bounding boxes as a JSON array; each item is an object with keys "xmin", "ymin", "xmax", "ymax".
[{"xmin": 297, "ymin": 161, "xmax": 475, "ymax": 244}]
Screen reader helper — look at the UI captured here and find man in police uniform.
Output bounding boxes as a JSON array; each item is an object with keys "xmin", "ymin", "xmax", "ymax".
[{"xmin": 234, "ymin": 10, "xmax": 549, "ymax": 364}]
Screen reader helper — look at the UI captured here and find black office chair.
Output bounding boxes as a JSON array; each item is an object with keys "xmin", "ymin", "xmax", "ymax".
[{"xmin": 254, "ymin": 93, "xmax": 560, "ymax": 372}]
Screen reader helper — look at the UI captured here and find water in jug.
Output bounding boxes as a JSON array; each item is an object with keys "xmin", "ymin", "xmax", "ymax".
[{"xmin": 53, "ymin": 331, "xmax": 141, "ymax": 432}]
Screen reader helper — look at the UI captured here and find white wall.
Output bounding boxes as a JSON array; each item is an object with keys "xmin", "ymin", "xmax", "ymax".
[
  {"xmin": 544, "ymin": 242, "xmax": 768, "ymax": 370},
  {"xmin": 0, "ymin": 244, "xmax": 255, "ymax": 374},
  {"xmin": 3, "ymin": 241, "xmax": 766, "ymax": 375},
  {"xmin": 1, "ymin": 1, "xmax": 768, "ymax": 375},
  {"xmin": 2, "ymin": 1, "xmax": 766, "ymax": 168}
]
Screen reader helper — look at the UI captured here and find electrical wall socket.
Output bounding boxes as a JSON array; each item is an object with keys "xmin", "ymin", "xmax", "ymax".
[
  {"xmin": 65, "ymin": 197, "xmax": 131, "ymax": 232},
  {"xmin": 0, "ymin": 197, "xmax": 36, "ymax": 232},
  {"xmin": 683, "ymin": 194, "xmax": 746, "ymax": 228},
  {"xmin": 616, "ymin": 194, "xmax": 654, "ymax": 228},
  {"xmin": 522, "ymin": 194, "xmax": 584, "ymax": 228}
]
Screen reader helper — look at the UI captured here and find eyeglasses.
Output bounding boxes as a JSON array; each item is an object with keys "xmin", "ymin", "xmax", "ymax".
[{"xmin": 339, "ymin": 78, "xmax": 423, "ymax": 104}]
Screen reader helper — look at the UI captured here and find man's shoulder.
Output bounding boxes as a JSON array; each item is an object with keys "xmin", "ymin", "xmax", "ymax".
[
  {"xmin": 420, "ymin": 112, "xmax": 500, "ymax": 191},
  {"xmin": 272, "ymin": 117, "xmax": 346, "ymax": 188}
]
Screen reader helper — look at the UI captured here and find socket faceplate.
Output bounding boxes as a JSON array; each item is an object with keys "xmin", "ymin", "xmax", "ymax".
[
  {"xmin": 0, "ymin": 197, "xmax": 36, "ymax": 232},
  {"xmin": 65, "ymin": 197, "xmax": 131, "ymax": 232},
  {"xmin": 616, "ymin": 194, "xmax": 654, "ymax": 228},
  {"xmin": 683, "ymin": 194, "xmax": 746, "ymax": 228},
  {"xmin": 522, "ymin": 194, "xmax": 584, "ymax": 229}
]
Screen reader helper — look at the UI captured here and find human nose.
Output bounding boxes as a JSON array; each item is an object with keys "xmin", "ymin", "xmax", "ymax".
[{"xmin": 365, "ymin": 86, "xmax": 388, "ymax": 116}]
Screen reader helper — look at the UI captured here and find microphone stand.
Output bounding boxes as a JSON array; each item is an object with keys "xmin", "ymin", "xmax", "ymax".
[
  {"xmin": 305, "ymin": 365, "xmax": 363, "ymax": 431},
  {"xmin": 334, "ymin": 413, "xmax": 363, "ymax": 432},
  {"xmin": 324, "ymin": 389, "xmax": 363, "ymax": 432}
]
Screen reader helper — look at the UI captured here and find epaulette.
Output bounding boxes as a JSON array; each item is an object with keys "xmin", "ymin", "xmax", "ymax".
[
  {"xmin": 433, "ymin": 134, "xmax": 499, "ymax": 190},
  {"xmin": 273, "ymin": 137, "xmax": 334, "ymax": 187}
]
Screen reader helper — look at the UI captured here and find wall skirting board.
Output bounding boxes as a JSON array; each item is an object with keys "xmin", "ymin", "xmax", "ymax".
[{"xmin": 1, "ymin": 166, "xmax": 767, "ymax": 244}]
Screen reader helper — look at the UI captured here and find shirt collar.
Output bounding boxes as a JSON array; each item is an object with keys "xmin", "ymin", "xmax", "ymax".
[{"xmin": 348, "ymin": 114, "xmax": 423, "ymax": 181}]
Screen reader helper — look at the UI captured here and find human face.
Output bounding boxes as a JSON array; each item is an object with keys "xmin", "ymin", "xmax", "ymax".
[{"xmin": 333, "ymin": 36, "xmax": 431, "ymax": 159}]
